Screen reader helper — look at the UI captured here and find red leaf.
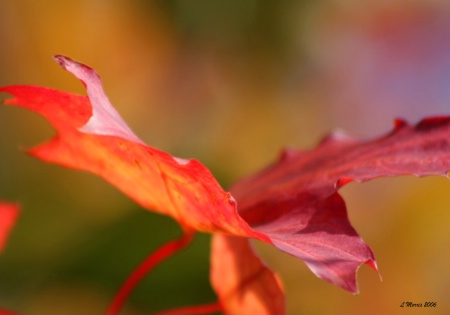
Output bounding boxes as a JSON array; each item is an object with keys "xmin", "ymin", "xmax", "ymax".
[
  {"xmin": 210, "ymin": 235, "xmax": 285, "ymax": 315},
  {"xmin": 231, "ymin": 117, "xmax": 450, "ymax": 292},
  {"xmin": 0, "ymin": 56, "xmax": 265, "ymax": 242},
  {"xmin": 1, "ymin": 57, "xmax": 276, "ymax": 313},
  {"xmin": 2, "ymin": 56, "xmax": 450, "ymax": 297},
  {"xmin": 0, "ymin": 202, "xmax": 19, "ymax": 253}
]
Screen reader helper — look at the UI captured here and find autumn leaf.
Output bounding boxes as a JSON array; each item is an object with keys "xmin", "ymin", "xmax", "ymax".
[
  {"xmin": 210, "ymin": 234, "xmax": 285, "ymax": 315},
  {"xmin": 2, "ymin": 56, "xmax": 450, "ymax": 314},
  {"xmin": 0, "ymin": 56, "xmax": 281, "ymax": 314},
  {"xmin": 0, "ymin": 57, "xmax": 263, "ymax": 241},
  {"xmin": 151, "ymin": 234, "xmax": 285, "ymax": 315},
  {"xmin": 231, "ymin": 117, "xmax": 450, "ymax": 291}
]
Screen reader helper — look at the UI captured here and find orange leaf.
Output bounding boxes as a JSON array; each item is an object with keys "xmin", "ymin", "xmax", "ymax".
[
  {"xmin": 0, "ymin": 56, "xmax": 266, "ymax": 242},
  {"xmin": 0, "ymin": 56, "xmax": 376, "ymax": 294},
  {"xmin": 210, "ymin": 235, "xmax": 285, "ymax": 315},
  {"xmin": 6, "ymin": 56, "xmax": 449, "ymax": 297}
]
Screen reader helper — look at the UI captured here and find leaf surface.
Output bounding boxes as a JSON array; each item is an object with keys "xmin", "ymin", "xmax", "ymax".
[
  {"xmin": 2, "ymin": 56, "xmax": 450, "ymax": 294},
  {"xmin": 210, "ymin": 235, "xmax": 285, "ymax": 315},
  {"xmin": 231, "ymin": 118, "xmax": 450, "ymax": 292},
  {"xmin": 0, "ymin": 57, "xmax": 265, "ymax": 242}
]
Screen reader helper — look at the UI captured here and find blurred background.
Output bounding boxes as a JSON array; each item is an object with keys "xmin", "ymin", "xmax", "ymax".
[{"xmin": 1, "ymin": 0, "xmax": 449, "ymax": 314}]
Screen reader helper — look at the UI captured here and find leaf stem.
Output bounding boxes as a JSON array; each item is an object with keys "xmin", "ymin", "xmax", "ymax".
[
  {"xmin": 105, "ymin": 229, "xmax": 195, "ymax": 315},
  {"xmin": 151, "ymin": 301, "xmax": 223, "ymax": 315}
]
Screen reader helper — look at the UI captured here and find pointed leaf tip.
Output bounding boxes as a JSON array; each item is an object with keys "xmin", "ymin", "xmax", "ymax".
[
  {"xmin": 53, "ymin": 55, "xmax": 75, "ymax": 71},
  {"xmin": 52, "ymin": 55, "xmax": 142, "ymax": 144},
  {"xmin": 393, "ymin": 118, "xmax": 408, "ymax": 130},
  {"xmin": 365, "ymin": 259, "xmax": 382, "ymax": 281},
  {"xmin": 335, "ymin": 176, "xmax": 354, "ymax": 188}
]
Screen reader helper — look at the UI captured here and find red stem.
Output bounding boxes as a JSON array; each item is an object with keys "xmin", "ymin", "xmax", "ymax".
[
  {"xmin": 152, "ymin": 301, "xmax": 223, "ymax": 315},
  {"xmin": 105, "ymin": 229, "xmax": 195, "ymax": 315}
]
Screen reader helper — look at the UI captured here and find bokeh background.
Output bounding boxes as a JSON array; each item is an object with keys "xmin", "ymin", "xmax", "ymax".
[{"xmin": 1, "ymin": 0, "xmax": 449, "ymax": 314}]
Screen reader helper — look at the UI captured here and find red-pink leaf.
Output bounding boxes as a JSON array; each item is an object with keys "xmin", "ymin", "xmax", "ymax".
[
  {"xmin": 2, "ymin": 56, "xmax": 450, "ymax": 296},
  {"xmin": 231, "ymin": 117, "xmax": 450, "ymax": 292}
]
